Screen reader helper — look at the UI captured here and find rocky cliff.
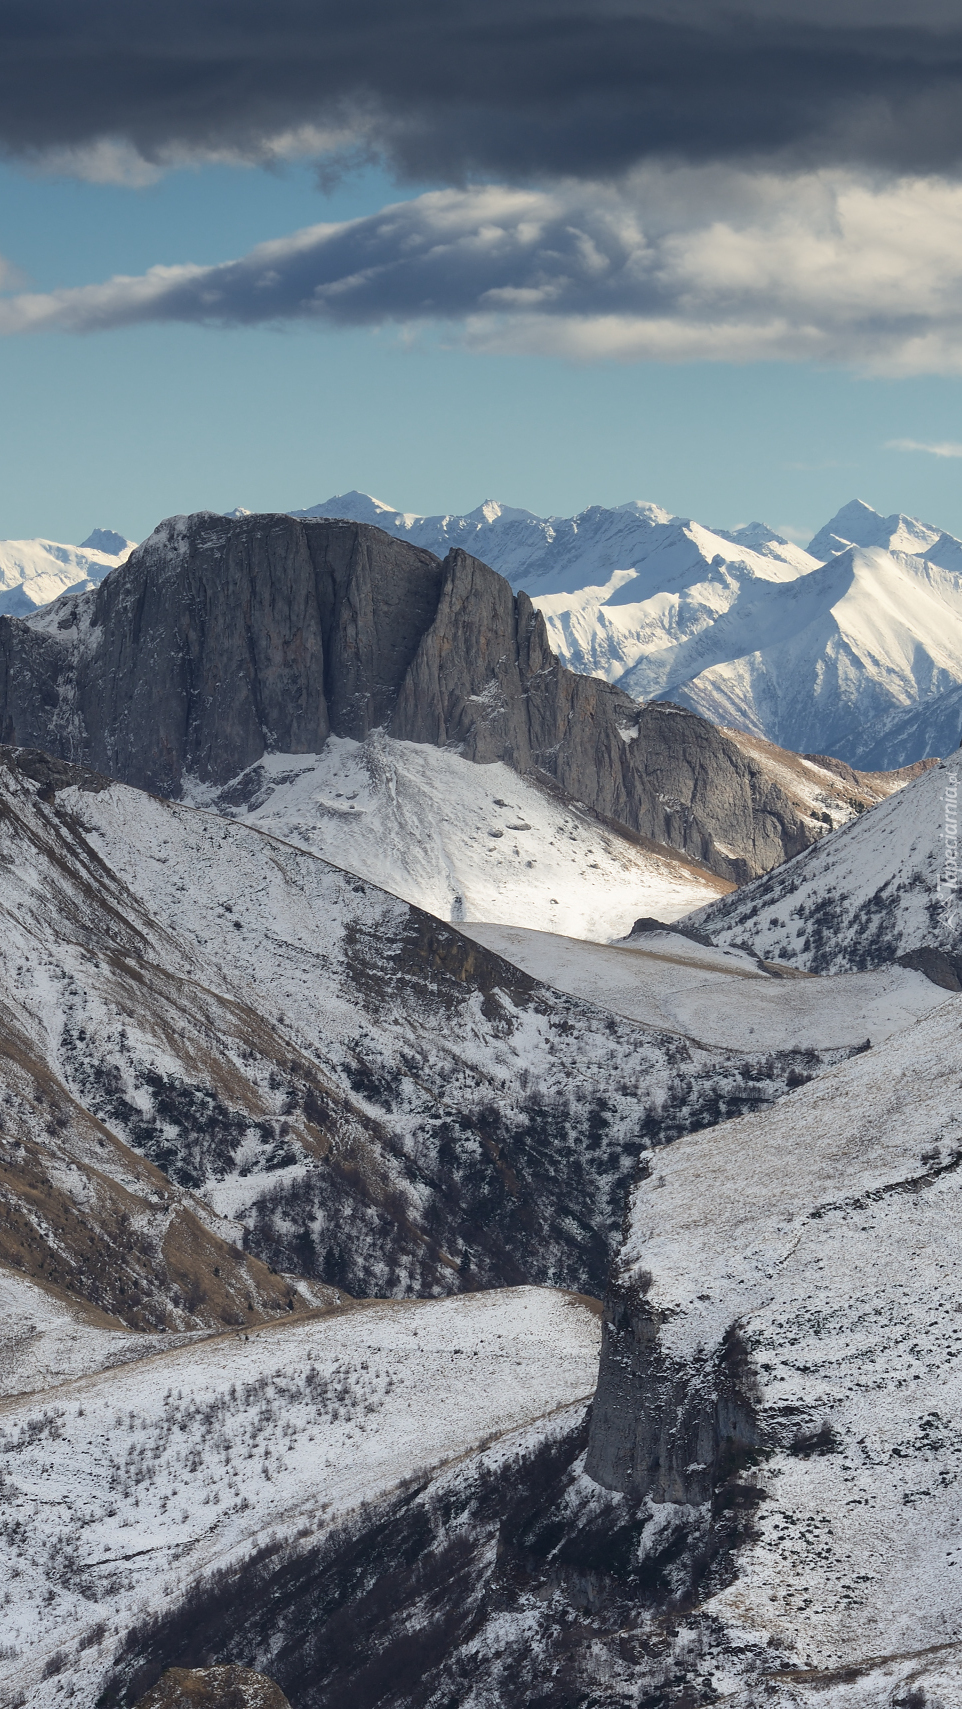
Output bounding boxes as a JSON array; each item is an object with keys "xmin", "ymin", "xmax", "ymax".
[{"xmin": 0, "ymin": 512, "xmax": 825, "ymax": 882}]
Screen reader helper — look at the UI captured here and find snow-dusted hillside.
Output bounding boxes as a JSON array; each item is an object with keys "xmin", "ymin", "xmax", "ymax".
[
  {"xmin": 0, "ymin": 1286, "xmax": 600, "ymax": 1707},
  {"xmin": 297, "ymin": 492, "xmax": 962, "ymax": 767},
  {"xmin": 191, "ymin": 733, "xmax": 728, "ymax": 937},
  {"xmin": 1, "ymin": 745, "xmax": 835, "ymax": 1313},
  {"xmin": 585, "ymin": 991, "xmax": 962, "ymax": 1706},
  {"xmin": 40, "ymin": 990, "xmax": 962, "ymax": 1709},
  {"xmin": 689, "ymin": 752, "xmax": 962, "ymax": 976},
  {"xmin": 0, "ymin": 529, "xmax": 133, "ymax": 616}
]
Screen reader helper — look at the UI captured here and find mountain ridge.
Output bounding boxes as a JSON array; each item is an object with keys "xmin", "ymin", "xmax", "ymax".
[{"xmin": 0, "ymin": 510, "xmax": 847, "ymax": 885}]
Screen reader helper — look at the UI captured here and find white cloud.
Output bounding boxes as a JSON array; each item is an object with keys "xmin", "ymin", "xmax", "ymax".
[
  {"xmin": 886, "ymin": 437, "xmax": 962, "ymax": 458},
  {"xmin": 4, "ymin": 166, "xmax": 962, "ymax": 374}
]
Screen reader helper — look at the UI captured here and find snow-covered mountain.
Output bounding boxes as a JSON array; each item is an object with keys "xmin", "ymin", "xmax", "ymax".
[
  {"xmin": 622, "ymin": 540, "xmax": 962, "ymax": 762},
  {"xmin": 0, "ymin": 527, "xmax": 134, "ymax": 616},
  {"xmin": 295, "ymin": 486, "xmax": 815, "ymax": 602},
  {"xmin": 688, "ymin": 750, "xmax": 962, "ymax": 978},
  {"xmin": 2, "ymin": 510, "xmax": 857, "ymax": 887},
  {"xmin": 300, "ymin": 491, "xmax": 962, "ymax": 768}
]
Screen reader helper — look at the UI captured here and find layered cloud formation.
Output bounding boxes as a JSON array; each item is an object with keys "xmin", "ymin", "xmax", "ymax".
[
  {"xmin": 4, "ymin": 1, "xmax": 962, "ymax": 370},
  {"xmin": 3, "ymin": 169, "xmax": 962, "ymax": 373},
  {"xmin": 3, "ymin": 0, "xmax": 962, "ymax": 181}
]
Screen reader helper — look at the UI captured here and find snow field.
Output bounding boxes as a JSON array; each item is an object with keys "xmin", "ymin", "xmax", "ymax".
[
  {"xmin": 186, "ymin": 733, "xmax": 725, "ymax": 940},
  {"xmin": 458, "ymin": 923, "xmax": 949, "ymax": 1051},
  {"xmin": 0, "ymin": 1288, "xmax": 601, "ymax": 1708}
]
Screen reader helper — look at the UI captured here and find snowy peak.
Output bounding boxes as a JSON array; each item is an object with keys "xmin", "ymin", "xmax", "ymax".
[
  {"xmin": 293, "ymin": 489, "xmax": 413, "ymax": 527},
  {"xmin": 807, "ymin": 497, "xmax": 943, "ymax": 562},
  {"xmin": 79, "ymin": 527, "xmax": 133, "ymax": 555},
  {"xmin": 0, "ymin": 529, "xmax": 134, "ymax": 617},
  {"xmin": 464, "ymin": 498, "xmax": 539, "ymax": 525}
]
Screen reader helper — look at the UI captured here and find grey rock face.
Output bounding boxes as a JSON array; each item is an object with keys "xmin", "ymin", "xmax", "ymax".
[
  {"xmin": 0, "ymin": 512, "xmax": 443, "ymax": 799},
  {"xmin": 0, "ymin": 513, "xmax": 818, "ymax": 881},
  {"xmin": 584, "ymin": 1269, "xmax": 763, "ymax": 1506},
  {"xmin": 390, "ymin": 546, "xmax": 819, "ymax": 881}
]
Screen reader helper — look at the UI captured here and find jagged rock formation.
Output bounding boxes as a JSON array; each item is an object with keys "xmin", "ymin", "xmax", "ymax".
[{"xmin": 0, "ymin": 511, "xmax": 834, "ymax": 882}]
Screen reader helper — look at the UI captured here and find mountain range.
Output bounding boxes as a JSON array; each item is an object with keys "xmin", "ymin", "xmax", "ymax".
[
  {"xmin": 0, "ymin": 510, "xmax": 881, "ymax": 897},
  {"xmin": 294, "ymin": 491, "xmax": 962, "ymax": 769},
  {"xmin": 2, "ymin": 498, "xmax": 962, "ymax": 1707},
  {"xmin": 8, "ymin": 492, "xmax": 962, "ymax": 772}
]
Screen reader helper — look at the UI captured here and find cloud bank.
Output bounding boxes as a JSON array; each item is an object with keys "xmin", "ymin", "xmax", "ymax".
[
  {"xmin": 4, "ymin": 1, "xmax": 962, "ymax": 183},
  {"xmin": 4, "ymin": 170, "xmax": 962, "ymax": 374}
]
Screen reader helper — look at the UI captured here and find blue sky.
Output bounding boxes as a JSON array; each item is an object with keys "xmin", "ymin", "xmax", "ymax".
[{"xmin": 3, "ymin": 152, "xmax": 962, "ymax": 548}]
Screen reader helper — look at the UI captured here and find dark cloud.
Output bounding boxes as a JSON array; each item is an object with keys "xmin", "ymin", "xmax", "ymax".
[{"xmin": 3, "ymin": 1, "xmax": 962, "ymax": 181}]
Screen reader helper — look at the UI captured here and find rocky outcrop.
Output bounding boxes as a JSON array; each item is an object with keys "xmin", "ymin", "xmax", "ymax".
[
  {"xmin": 584, "ymin": 1268, "xmax": 764, "ymax": 1506},
  {"xmin": 579, "ymin": 996, "xmax": 962, "ymax": 1698},
  {"xmin": 0, "ymin": 512, "xmax": 823, "ymax": 882},
  {"xmin": 133, "ymin": 1665, "xmax": 290, "ymax": 1708}
]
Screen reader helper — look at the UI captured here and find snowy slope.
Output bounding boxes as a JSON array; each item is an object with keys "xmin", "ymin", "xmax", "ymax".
[
  {"xmin": 190, "ymin": 733, "xmax": 729, "ymax": 938},
  {"xmin": 458, "ymin": 923, "xmax": 947, "ymax": 1052},
  {"xmin": 592, "ymin": 994, "xmax": 962, "ymax": 1706},
  {"xmin": 689, "ymin": 752, "xmax": 962, "ymax": 975},
  {"xmin": 0, "ymin": 531, "xmax": 133, "ymax": 616},
  {"xmin": 617, "ymin": 544, "xmax": 962, "ymax": 759},
  {"xmin": 533, "ymin": 517, "xmax": 814, "ymax": 684},
  {"xmin": 0, "ymin": 1286, "xmax": 600, "ymax": 1708},
  {"xmin": 846, "ymin": 676, "xmax": 962, "ymax": 770},
  {"xmin": 0, "ymin": 1267, "xmax": 216, "ymax": 1400},
  {"xmin": 2, "ymin": 746, "xmax": 831, "ymax": 1311}
]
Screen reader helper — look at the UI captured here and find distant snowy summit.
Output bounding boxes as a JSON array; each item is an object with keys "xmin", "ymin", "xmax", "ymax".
[
  {"xmin": 293, "ymin": 490, "xmax": 962, "ymax": 770},
  {"xmin": 0, "ymin": 526, "xmax": 134, "ymax": 617}
]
